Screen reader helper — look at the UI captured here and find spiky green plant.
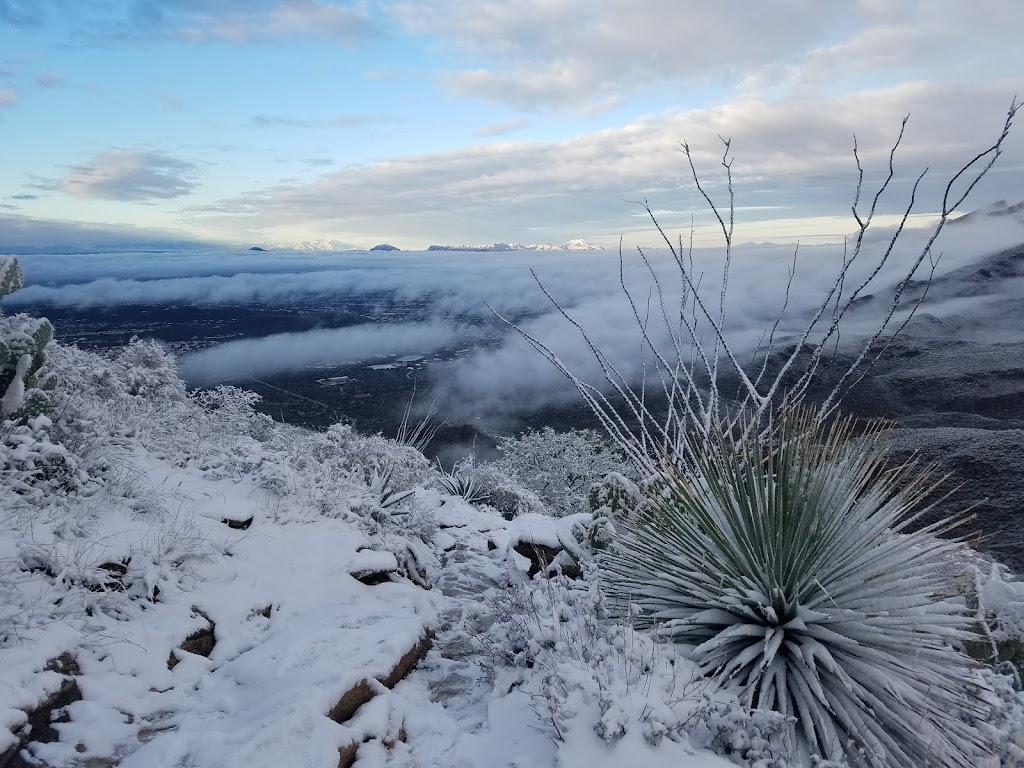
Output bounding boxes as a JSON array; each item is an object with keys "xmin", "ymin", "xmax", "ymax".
[
  {"xmin": 435, "ymin": 460, "xmax": 489, "ymax": 505},
  {"xmin": 600, "ymin": 408, "xmax": 991, "ymax": 767}
]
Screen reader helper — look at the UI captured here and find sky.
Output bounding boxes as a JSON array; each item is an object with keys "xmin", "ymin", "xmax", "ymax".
[{"xmin": 0, "ymin": 0, "xmax": 1022, "ymax": 250}]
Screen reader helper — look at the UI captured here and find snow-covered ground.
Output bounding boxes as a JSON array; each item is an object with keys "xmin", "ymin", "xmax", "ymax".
[{"xmin": 1, "ymin": 335, "xmax": 763, "ymax": 767}]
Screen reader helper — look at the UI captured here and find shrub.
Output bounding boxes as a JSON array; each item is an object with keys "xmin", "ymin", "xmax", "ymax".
[
  {"xmin": 465, "ymin": 427, "xmax": 628, "ymax": 517},
  {"xmin": 600, "ymin": 407, "xmax": 991, "ymax": 767}
]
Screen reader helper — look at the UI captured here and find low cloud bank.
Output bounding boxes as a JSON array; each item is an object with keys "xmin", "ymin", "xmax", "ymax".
[
  {"xmin": 10, "ymin": 214, "xmax": 1024, "ymax": 421},
  {"xmin": 178, "ymin": 320, "xmax": 476, "ymax": 384}
]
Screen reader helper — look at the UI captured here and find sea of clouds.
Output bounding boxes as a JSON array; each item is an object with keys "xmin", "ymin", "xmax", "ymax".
[{"xmin": 6, "ymin": 215, "xmax": 1024, "ymax": 420}]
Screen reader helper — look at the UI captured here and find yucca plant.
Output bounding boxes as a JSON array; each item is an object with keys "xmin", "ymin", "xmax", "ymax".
[{"xmin": 600, "ymin": 407, "xmax": 991, "ymax": 767}]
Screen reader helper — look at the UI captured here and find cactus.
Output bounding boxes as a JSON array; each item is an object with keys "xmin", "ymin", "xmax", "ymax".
[
  {"xmin": 1, "ymin": 256, "xmax": 58, "ymax": 421},
  {"xmin": 0, "ymin": 254, "xmax": 23, "ymax": 300}
]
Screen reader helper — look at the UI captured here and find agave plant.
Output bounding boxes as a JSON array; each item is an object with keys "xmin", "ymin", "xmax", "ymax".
[
  {"xmin": 600, "ymin": 407, "xmax": 991, "ymax": 767},
  {"xmin": 434, "ymin": 460, "xmax": 489, "ymax": 505}
]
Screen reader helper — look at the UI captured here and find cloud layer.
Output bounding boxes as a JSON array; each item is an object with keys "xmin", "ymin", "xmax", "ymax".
[
  {"xmin": 61, "ymin": 150, "xmax": 200, "ymax": 202},
  {"xmin": 189, "ymin": 82, "xmax": 1023, "ymax": 244},
  {"xmin": 11, "ymin": 213, "xmax": 1024, "ymax": 420}
]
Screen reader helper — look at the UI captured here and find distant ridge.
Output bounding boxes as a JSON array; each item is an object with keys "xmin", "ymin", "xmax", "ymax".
[
  {"xmin": 426, "ymin": 239, "xmax": 605, "ymax": 252},
  {"xmin": 254, "ymin": 239, "xmax": 358, "ymax": 252},
  {"xmin": 950, "ymin": 200, "xmax": 1024, "ymax": 227}
]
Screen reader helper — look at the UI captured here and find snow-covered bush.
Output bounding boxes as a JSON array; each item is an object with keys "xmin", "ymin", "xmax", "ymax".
[
  {"xmin": 482, "ymin": 566, "xmax": 805, "ymax": 765},
  {"xmin": 115, "ymin": 336, "xmax": 187, "ymax": 400},
  {"xmin": 447, "ymin": 457, "xmax": 548, "ymax": 519},
  {"xmin": 454, "ymin": 427, "xmax": 628, "ymax": 518},
  {"xmin": 600, "ymin": 407, "xmax": 993, "ymax": 767},
  {"xmin": 969, "ymin": 562, "xmax": 1024, "ymax": 680}
]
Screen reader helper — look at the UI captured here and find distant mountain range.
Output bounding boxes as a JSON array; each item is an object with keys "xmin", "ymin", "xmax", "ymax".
[
  {"xmin": 254, "ymin": 239, "xmax": 360, "ymax": 252},
  {"xmin": 426, "ymin": 239, "xmax": 606, "ymax": 252}
]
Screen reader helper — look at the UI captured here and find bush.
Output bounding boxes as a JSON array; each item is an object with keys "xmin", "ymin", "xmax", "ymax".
[
  {"xmin": 600, "ymin": 407, "xmax": 992, "ymax": 767},
  {"xmin": 456, "ymin": 427, "xmax": 628, "ymax": 517}
]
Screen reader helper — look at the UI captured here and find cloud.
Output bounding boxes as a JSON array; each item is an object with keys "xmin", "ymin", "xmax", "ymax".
[
  {"xmin": 0, "ymin": 211, "xmax": 211, "ymax": 251},
  {"xmin": 475, "ymin": 118, "xmax": 528, "ymax": 138},
  {"xmin": 35, "ymin": 72, "xmax": 61, "ymax": 87},
  {"xmin": 12, "ymin": 215, "xmax": 1024, "ymax": 420},
  {"xmin": 396, "ymin": 1, "xmax": 1022, "ymax": 111},
  {"xmin": 0, "ymin": 1, "xmax": 378, "ymax": 46},
  {"xmin": 0, "ymin": 88, "xmax": 17, "ymax": 107},
  {"xmin": 177, "ymin": 320, "xmax": 478, "ymax": 383},
  {"xmin": 169, "ymin": 0, "xmax": 378, "ymax": 45},
  {"xmin": 0, "ymin": 0, "xmax": 44, "ymax": 27},
  {"xmin": 250, "ymin": 113, "xmax": 391, "ymax": 129},
  {"xmin": 61, "ymin": 149, "xmax": 200, "ymax": 202},
  {"xmin": 396, "ymin": 0, "xmax": 846, "ymax": 110},
  {"xmin": 10, "ymin": 193, "xmax": 37, "ymax": 200},
  {"xmin": 189, "ymin": 82, "xmax": 1024, "ymax": 245}
]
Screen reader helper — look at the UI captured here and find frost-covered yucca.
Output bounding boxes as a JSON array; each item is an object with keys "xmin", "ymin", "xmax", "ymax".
[{"xmin": 601, "ymin": 408, "xmax": 991, "ymax": 767}]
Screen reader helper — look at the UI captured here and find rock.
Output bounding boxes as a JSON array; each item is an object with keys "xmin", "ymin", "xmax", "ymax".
[
  {"xmin": 512, "ymin": 540, "xmax": 562, "ymax": 578},
  {"xmin": 348, "ymin": 550, "xmax": 399, "ymax": 585},
  {"xmin": 247, "ymin": 246, "xmax": 267, "ymax": 251},
  {"xmin": 327, "ymin": 633, "xmax": 432, "ymax": 724},
  {"xmin": 332, "ymin": 635, "xmax": 429, "ymax": 768},
  {"xmin": 168, "ymin": 607, "xmax": 216, "ymax": 670},
  {"xmin": 0, "ymin": 672, "xmax": 82, "ymax": 768},
  {"xmin": 369, "ymin": 244, "xmax": 400, "ymax": 251}
]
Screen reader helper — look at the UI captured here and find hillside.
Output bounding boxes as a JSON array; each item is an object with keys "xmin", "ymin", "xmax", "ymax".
[{"xmin": 0, "ymin": 326, "xmax": 749, "ymax": 766}]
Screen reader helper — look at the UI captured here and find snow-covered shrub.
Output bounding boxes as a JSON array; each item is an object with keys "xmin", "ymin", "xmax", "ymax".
[
  {"xmin": 968, "ymin": 562, "xmax": 1024, "ymax": 678},
  {"xmin": 485, "ymin": 568, "xmax": 705, "ymax": 746},
  {"xmin": 687, "ymin": 701, "xmax": 797, "ymax": 768},
  {"xmin": 450, "ymin": 457, "xmax": 549, "ymax": 519},
  {"xmin": 484, "ymin": 428, "xmax": 628, "ymax": 517},
  {"xmin": 601, "ymin": 407, "xmax": 992, "ymax": 767},
  {"xmin": 115, "ymin": 336, "xmax": 187, "ymax": 400},
  {"xmin": 968, "ymin": 666, "xmax": 1024, "ymax": 767},
  {"xmin": 1, "ymin": 414, "xmax": 92, "ymax": 497},
  {"xmin": 482, "ymin": 566, "xmax": 805, "ymax": 765}
]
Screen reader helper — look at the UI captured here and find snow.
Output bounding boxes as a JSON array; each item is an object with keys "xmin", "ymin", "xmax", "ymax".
[{"xmin": 3, "ymin": 328, "xmax": 1023, "ymax": 767}]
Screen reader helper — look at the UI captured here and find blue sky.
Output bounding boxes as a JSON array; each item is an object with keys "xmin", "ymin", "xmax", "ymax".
[{"xmin": 0, "ymin": 0, "xmax": 1021, "ymax": 249}]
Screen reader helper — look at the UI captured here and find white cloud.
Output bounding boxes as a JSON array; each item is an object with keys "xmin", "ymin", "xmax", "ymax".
[
  {"xmin": 188, "ymin": 82, "xmax": 1023, "ymax": 245},
  {"xmin": 395, "ymin": 0, "xmax": 848, "ymax": 109},
  {"xmin": 475, "ymin": 118, "xmax": 529, "ymax": 138},
  {"xmin": 173, "ymin": 1, "xmax": 377, "ymax": 45},
  {"xmin": 11, "ymin": 214, "xmax": 1024, "ymax": 419},
  {"xmin": 177, "ymin": 320, "xmax": 477, "ymax": 383},
  {"xmin": 0, "ymin": 87, "xmax": 17, "ymax": 107},
  {"xmin": 61, "ymin": 149, "xmax": 200, "ymax": 202},
  {"xmin": 395, "ymin": 1, "xmax": 1022, "ymax": 111}
]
